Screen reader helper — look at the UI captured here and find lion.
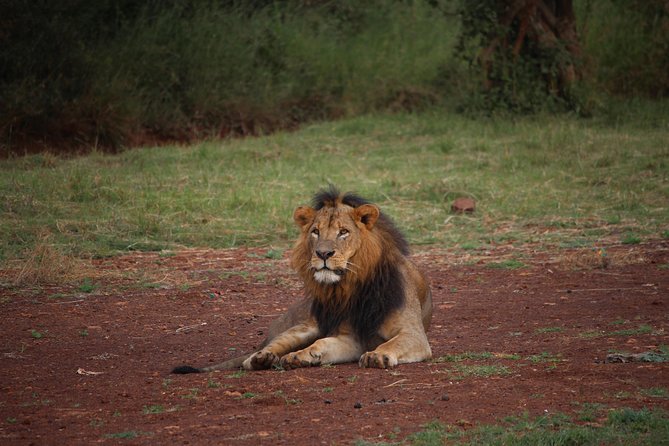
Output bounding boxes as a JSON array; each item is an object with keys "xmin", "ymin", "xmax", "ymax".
[{"xmin": 172, "ymin": 186, "xmax": 432, "ymax": 373}]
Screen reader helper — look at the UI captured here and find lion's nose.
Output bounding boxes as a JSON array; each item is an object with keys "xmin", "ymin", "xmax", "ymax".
[{"xmin": 316, "ymin": 249, "xmax": 335, "ymax": 261}]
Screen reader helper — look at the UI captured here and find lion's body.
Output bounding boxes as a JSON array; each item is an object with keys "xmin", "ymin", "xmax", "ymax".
[{"xmin": 172, "ymin": 187, "xmax": 432, "ymax": 373}]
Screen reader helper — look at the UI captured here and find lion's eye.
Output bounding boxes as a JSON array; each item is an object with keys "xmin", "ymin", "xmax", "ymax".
[
  {"xmin": 311, "ymin": 228, "xmax": 319, "ymax": 238},
  {"xmin": 338, "ymin": 229, "xmax": 349, "ymax": 238}
]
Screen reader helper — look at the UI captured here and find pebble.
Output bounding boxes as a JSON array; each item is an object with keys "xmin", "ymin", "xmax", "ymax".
[
  {"xmin": 354, "ymin": 402, "xmax": 362, "ymax": 409},
  {"xmin": 441, "ymin": 393, "xmax": 450, "ymax": 401}
]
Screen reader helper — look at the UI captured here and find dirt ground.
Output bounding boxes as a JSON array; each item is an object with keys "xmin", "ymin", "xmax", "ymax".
[{"xmin": 1, "ymin": 241, "xmax": 668, "ymax": 445}]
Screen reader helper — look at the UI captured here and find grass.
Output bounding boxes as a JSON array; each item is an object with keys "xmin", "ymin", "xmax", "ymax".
[
  {"xmin": 535, "ymin": 327, "xmax": 563, "ymax": 334},
  {"xmin": 526, "ymin": 352, "xmax": 561, "ymax": 364},
  {"xmin": 640, "ymin": 388, "xmax": 669, "ymax": 399},
  {"xmin": 432, "ymin": 351, "xmax": 518, "ymax": 379},
  {"xmin": 447, "ymin": 364, "xmax": 511, "ymax": 379},
  {"xmin": 485, "ymin": 259, "xmax": 526, "ymax": 270},
  {"xmin": 609, "ymin": 325, "xmax": 653, "ymax": 337},
  {"xmin": 581, "ymin": 324, "xmax": 656, "ymax": 339},
  {"xmin": 142, "ymin": 404, "xmax": 165, "ymax": 415},
  {"xmin": 104, "ymin": 431, "xmax": 151, "ymax": 439},
  {"xmin": 433, "ymin": 351, "xmax": 521, "ymax": 363},
  {"xmin": 1, "ymin": 103, "xmax": 668, "ymax": 269},
  {"xmin": 360, "ymin": 407, "xmax": 669, "ymax": 445}
]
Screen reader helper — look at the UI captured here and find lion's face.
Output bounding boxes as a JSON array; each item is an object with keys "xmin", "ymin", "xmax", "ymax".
[{"xmin": 293, "ymin": 202, "xmax": 380, "ymax": 284}]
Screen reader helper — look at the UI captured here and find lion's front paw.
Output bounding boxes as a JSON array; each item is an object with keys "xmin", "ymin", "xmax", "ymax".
[
  {"xmin": 243, "ymin": 349, "xmax": 279, "ymax": 370},
  {"xmin": 359, "ymin": 351, "xmax": 398, "ymax": 369},
  {"xmin": 280, "ymin": 350, "xmax": 322, "ymax": 370}
]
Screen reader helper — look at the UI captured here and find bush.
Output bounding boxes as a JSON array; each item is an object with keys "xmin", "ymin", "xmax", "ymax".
[
  {"xmin": 578, "ymin": 0, "xmax": 669, "ymax": 98},
  {"xmin": 1, "ymin": 0, "xmax": 460, "ymax": 154}
]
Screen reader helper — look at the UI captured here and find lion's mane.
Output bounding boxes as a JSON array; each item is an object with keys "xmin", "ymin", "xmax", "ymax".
[{"xmin": 290, "ymin": 186, "xmax": 410, "ymax": 345}]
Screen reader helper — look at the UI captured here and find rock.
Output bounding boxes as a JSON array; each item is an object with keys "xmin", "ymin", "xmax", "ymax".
[
  {"xmin": 441, "ymin": 393, "xmax": 450, "ymax": 401},
  {"xmin": 451, "ymin": 197, "xmax": 476, "ymax": 214},
  {"xmin": 353, "ymin": 402, "xmax": 362, "ymax": 409}
]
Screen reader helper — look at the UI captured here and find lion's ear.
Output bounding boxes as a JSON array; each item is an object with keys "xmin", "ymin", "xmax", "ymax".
[
  {"xmin": 293, "ymin": 206, "xmax": 316, "ymax": 229},
  {"xmin": 354, "ymin": 204, "xmax": 380, "ymax": 229}
]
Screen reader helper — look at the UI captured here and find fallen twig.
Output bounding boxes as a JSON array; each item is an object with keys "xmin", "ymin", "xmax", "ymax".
[{"xmin": 175, "ymin": 322, "xmax": 207, "ymax": 333}]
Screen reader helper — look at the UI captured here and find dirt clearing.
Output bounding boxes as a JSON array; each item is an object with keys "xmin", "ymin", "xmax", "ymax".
[{"xmin": 1, "ymin": 242, "xmax": 668, "ymax": 445}]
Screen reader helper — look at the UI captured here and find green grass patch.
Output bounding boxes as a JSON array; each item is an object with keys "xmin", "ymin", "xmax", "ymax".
[
  {"xmin": 141, "ymin": 404, "xmax": 165, "ymax": 415},
  {"xmin": 2, "ymin": 105, "xmax": 669, "ymax": 263},
  {"xmin": 575, "ymin": 402, "xmax": 607, "ymax": 422},
  {"xmin": 78, "ymin": 278, "xmax": 96, "ymax": 293},
  {"xmin": 366, "ymin": 408, "xmax": 669, "ymax": 446},
  {"xmin": 433, "ymin": 352, "xmax": 494, "ymax": 363},
  {"xmin": 226, "ymin": 370, "xmax": 246, "ymax": 379},
  {"xmin": 610, "ymin": 325, "xmax": 653, "ymax": 337},
  {"xmin": 206, "ymin": 379, "xmax": 221, "ymax": 389},
  {"xmin": 640, "ymin": 388, "xmax": 669, "ymax": 399},
  {"xmin": 104, "ymin": 431, "xmax": 151, "ymax": 440},
  {"xmin": 526, "ymin": 352, "xmax": 562, "ymax": 364},
  {"xmin": 433, "ymin": 352, "xmax": 520, "ymax": 363},
  {"xmin": 621, "ymin": 233, "xmax": 643, "ymax": 245},
  {"xmin": 485, "ymin": 260, "xmax": 527, "ymax": 270},
  {"xmin": 535, "ymin": 327, "xmax": 564, "ymax": 334}
]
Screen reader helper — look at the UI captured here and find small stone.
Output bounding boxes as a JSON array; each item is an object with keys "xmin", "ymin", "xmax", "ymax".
[
  {"xmin": 324, "ymin": 399, "xmax": 332, "ymax": 404},
  {"xmin": 441, "ymin": 393, "xmax": 450, "ymax": 401},
  {"xmin": 451, "ymin": 197, "xmax": 476, "ymax": 214},
  {"xmin": 353, "ymin": 402, "xmax": 362, "ymax": 409}
]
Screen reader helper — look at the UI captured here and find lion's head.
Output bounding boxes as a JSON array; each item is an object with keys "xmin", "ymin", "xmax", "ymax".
[{"xmin": 290, "ymin": 186, "xmax": 409, "ymax": 294}]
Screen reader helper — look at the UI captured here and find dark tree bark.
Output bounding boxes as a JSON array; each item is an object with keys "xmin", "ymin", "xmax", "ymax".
[{"xmin": 478, "ymin": 0, "xmax": 582, "ymax": 98}]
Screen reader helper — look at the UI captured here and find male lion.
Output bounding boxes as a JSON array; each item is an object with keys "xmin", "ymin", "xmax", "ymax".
[{"xmin": 173, "ymin": 186, "xmax": 432, "ymax": 373}]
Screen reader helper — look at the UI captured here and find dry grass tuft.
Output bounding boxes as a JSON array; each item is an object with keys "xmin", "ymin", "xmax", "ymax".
[
  {"xmin": 556, "ymin": 247, "xmax": 647, "ymax": 271},
  {"xmin": 10, "ymin": 233, "xmax": 98, "ymax": 285}
]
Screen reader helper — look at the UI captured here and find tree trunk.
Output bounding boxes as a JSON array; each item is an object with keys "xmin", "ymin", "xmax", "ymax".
[{"xmin": 479, "ymin": 0, "xmax": 582, "ymax": 97}]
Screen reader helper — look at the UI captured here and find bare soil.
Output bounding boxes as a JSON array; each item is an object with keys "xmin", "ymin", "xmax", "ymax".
[{"xmin": 1, "ymin": 242, "xmax": 668, "ymax": 445}]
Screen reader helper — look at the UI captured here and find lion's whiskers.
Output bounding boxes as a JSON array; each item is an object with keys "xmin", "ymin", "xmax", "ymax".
[{"xmin": 344, "ymin": 262, "xmax": 359, "ymax": 275}]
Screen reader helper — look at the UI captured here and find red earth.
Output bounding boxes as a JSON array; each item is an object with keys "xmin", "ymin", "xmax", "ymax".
[{"xmin": 1, "ymin": 242, "xmax": 668, "ymax": 445}]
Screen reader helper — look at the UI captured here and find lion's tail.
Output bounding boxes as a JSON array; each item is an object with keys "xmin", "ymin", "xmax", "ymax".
[{"xmin": 171, "ymin": 353, "xmax": 249, "ymax": 374}]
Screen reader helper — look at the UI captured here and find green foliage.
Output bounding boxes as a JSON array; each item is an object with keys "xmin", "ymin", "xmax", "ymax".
[
  {"xmin": 3, "ymin": 0, "xmax": 669, "ymax": 154},
  {"xmin": 455, "ymin": 1, "xmax": 582, "ymax": 114},
  {"xmin": 1, "ymin": 0, "xmax": 459, "ymax": 153},
  {"xmin": 578, "ymin": 0, "xmax": 669, "ymax": 98}
]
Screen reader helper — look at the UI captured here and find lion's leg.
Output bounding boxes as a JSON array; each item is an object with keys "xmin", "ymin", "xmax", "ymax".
[
  {"xmin": 359, "ymin": 329, "xmax": 431, "ymax": 369},
  {"xmin": 243, "ymin": 322, "xmax": 320, "ymax": 370},
  {"xmin": 280, "ymin": 335, "xmax": 363, "ymax": 369}
]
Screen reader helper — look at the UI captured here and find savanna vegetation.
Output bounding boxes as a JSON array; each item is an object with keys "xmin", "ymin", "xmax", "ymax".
[
  {"xmin": 1, "ymin": 3, "xmax": 668, "ymax": 443},
  {"xmin": 2, "ymin": 0, "xmax": 668, "ymax": 154},
  {"xmin": 1, "ymin": 0, "xmax": 668, "ymax": 265}
]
